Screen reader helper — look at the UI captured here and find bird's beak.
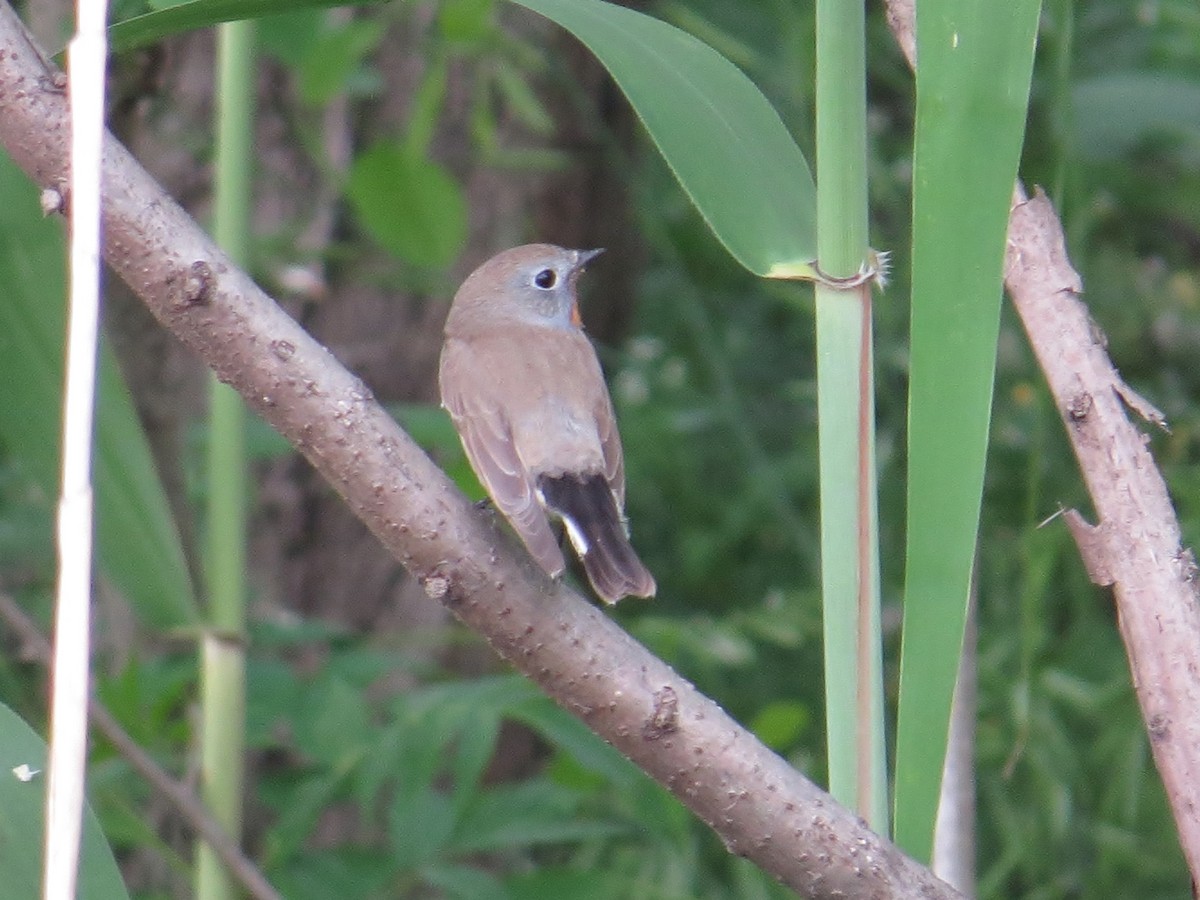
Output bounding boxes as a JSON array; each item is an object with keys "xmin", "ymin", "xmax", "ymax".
[
  {"xmin": 575, "ymin": 247, "xmax": 605, "ymax": 269},
  {"xmin": 570, "ymin": 249, "xmax": 603, "ymax": 328}
]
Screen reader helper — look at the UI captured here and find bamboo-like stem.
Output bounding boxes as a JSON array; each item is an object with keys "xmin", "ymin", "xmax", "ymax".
[
  {"xmin": 43, "ymin": 0, "xmax": 108, "ymax": 895},
  {"xmin": 813, "ymin": 0, "xmax": 886, "ymax": 829},
  {"xmin": 197, "ymin": 18, "xmax": 254, "ymax": 900}
]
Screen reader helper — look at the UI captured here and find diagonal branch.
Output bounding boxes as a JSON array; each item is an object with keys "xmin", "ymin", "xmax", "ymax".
[
  {"xmin": 0, "ymin": 3, "xmax": 959, "ymax": 897},
  {"xmin": 1004, "ymin": 186, "xmax": 1200, "ymax": 880},
  {"xmin": 885, "ymin": 0, "xmax": 1200, "ymax": 882}
]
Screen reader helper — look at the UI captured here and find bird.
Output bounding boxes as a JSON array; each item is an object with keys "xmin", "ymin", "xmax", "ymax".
[{"xmin": 438, "ymin": 244, "xmax": 656, "ymax": 604}]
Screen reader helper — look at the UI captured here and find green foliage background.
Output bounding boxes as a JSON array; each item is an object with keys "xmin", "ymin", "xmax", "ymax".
[{"xmin": 2, "ymin": 0, "xmax": 1199, "ymax": 897}]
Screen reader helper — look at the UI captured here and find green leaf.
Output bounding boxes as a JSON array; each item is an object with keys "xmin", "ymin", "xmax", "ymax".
[
  {"xmin": 506, "ymin": 867, "xmax": 628, "ymax": 900},
  {"xmin": 262, "ymin": 765, "xmax": 355, "ymax": 867},
  {"xmin": 388, "ymin": 786, "xmax": 456, "ymax": 870},
  {"xmin": 450, "ymin": 780, "xmax": 625, "ymax": 853},
  {"xmin": 507, "ymin": 0, "xmax": 816, "ymax": 278},
  {"xmin": 748, "ymin": 700, "xmax": 809, "ymax": 751},
  {"xmin": 492, "ymin": 64, "xmax": 555, "ymax": 137},
  {"xmin": 297, "ymin": 18, "xmax": 386, "ymax": 105},
  {"xmin": 293, "ymin": 675, "xmax": 371, "ymax": 767},
  {"xmin": 509, "ymin": 697, "xmax": 641, "ymax": 789},
  {"xmin": 273, "ymin": 848, "xmax": 392, "ymax": 900},
  {"xmin": 0, "ymin": 702, "xmax": 131, "ymax": 899},
  {"xmin": 438, "ymin": 0, "xmax": 496, "ymax": 45},
  {"xmin": 450, "ymin": 710, "xmax": 500, "ymax": 815},
  {"xmin": 422, "ymin": 863, "xmax": 510, "ymax": 900},
  {"xmin": 0, "ymin": 151, "xmax": 198, "ymax": 629},
  {"xmin": 255, "ymin": 8, "xmax": 323, "ymax": 67},
  {"xmin": 404, "ymin": 55, "xmax": 450, "ymax": 158},
  {"xmin": 244, "ymin": 657, "xmax": 302, "ymax": 748},
  {"xmin": 346, "ymin": 141, "xmax": 468, "ymax": 268},
  {"xmin": 108, "ymin": 0, "xmax": 391, "ymax": 54},
  {"xmin": 893, "ymin": 0, "xmax": 1042, "ymax": 862},
  {"xmin": 1071, "ymin": 72, "xmax": 1200, "ymax": 164}
]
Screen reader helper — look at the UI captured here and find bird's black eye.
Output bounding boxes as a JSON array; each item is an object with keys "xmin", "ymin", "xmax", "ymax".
[{"xmin": 533, "ymin": 268, "xmax": 557, "ymax": 290}]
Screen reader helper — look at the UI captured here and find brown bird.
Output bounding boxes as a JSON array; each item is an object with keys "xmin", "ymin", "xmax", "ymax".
[{"xmin": 438, "ymin": 244, "xmax": 656, "ymax": 603}]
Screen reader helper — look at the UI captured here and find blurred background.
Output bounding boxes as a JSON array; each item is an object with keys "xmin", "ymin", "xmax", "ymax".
[{"xmin": 3, "ymin": 0, "xmax": 1200, "ymax": 896}]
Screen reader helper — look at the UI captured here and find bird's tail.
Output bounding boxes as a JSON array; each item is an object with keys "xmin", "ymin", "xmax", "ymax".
[{"xmin": 537, "ymin": 472, "xmax": 656, "ymax": 604}]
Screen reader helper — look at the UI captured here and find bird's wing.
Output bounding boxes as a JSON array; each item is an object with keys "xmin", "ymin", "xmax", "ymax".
[
  {"xmin": 439, "ymin": 338, "xmax": 566, "ymax": 577},
  {"xmin": 538, "ymin": 328, "xmax": 627, "ymax": 516},
  {"xmin": 594, "ymin": 388, "xmax": 626, "ymax": 509}
]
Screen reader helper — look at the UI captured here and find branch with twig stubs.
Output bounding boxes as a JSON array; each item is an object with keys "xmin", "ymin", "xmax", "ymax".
[
  {"xmin": 0, "ymin": 3, "xmax": 962, "ymax": 897},
  {"xmin": 1004, "ymin": 186, "xmax": 1200, "ymax": 880}
]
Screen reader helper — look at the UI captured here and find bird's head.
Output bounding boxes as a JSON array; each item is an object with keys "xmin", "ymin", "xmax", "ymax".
[{"xmin": 447, "ymin": 244, "xmax": 605, "ymax": 333}]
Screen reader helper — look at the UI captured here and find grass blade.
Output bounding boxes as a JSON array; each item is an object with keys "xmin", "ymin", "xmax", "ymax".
[
  {"xmin": 893, "ymin": 0, "xmax": 1042, "ymax": 861},
  {"xmin": 0, "ymin": 152, "xmax": 198, "ymax": 629}
]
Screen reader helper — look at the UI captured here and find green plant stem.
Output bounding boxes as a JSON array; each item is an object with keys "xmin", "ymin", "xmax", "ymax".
[
  {"xmin": 198, "ymin": 18, "xmax": 254, "ymax": 900},
  {"xmin": 813, "ymin": 0, "xmax": 886, "ymax": 829}
]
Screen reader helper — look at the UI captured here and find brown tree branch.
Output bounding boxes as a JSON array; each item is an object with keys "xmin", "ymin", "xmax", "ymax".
[
  {"xmin": 0, "ymin": 595, "xmax": 282, "ymax": 900},
  {"xmin": 0, "ymin": 4, "xmax": 960, "ymax": 897},
  {"xmin": 1004, "ymin": 186, "xmax": 1200, "ymax": 880},
  {"xmin": 885, "ymin": 0, "xmax": 1200, "ymax": 882}
]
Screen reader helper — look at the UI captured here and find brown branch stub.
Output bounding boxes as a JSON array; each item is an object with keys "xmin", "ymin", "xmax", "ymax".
[
  {"xmin": 1004, "ymin": 187, "xmax": 1084, "ymax": 297},
  {"xmin": 0, "ymin": 5, "xmax": 963, "ymax": 897},
  {"xmin": 1063, "ymin": 510, "xmax": 1114, "ymax": 587},
  {"xmin": 179, "ymin": 259, "xmax": 215, "ymax": 307},
  {"xmin": 1065, "ymin": 391, "xmax": 1093, "ymax": 423},
  {"xmin": 39, "ymin": 183, "xmax": 65, "ymax": 216},
  {"xmin": 269, "ymin": 339, "xmax": 295, "ymax": 361},
  {"xmin": 1114, "ymin": 378, "xmax": 1169, "ymax": 431},
  {"xmin": 886, "ymin": 0, "xmax": 916, "ymax": 68},
  {"xmin": 643, "ymin": 685, "xmax": 680, "ymax": 741}
]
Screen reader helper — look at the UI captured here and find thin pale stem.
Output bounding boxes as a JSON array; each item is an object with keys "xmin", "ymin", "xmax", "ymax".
[{"xmin": 43, "ymin": 0, "xmax": 108, "ymax": 895}]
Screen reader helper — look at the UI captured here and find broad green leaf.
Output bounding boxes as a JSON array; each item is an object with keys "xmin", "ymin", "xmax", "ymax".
[
  {"xmin": 388, "ymin": 787, "xmax": 456, "ymax": 870},
  {"xmin": 108, "ymin": 0, "xmax": 390, "ymax": 54},
  {"xmin": 0, "ymin": 152, "xmax": 198, "ymax": 629},
  {"xmin": 1071, "ymin": 72, "xmax": 1200, "ymax": 163},
  {"xmin": 748, "ymin": 699, "xmax": 809, "ymax": 751},
  {"xmin": 510, "ymin": 698, "xmax": 641, "ymax": 789},
  {"xmin": 404, "ymin": 55, "xmax": 450, "ymax": 158},
  {"xmin": 262, "ymin": 765, "xmax": 355, "ymax": 867},
  {"xmin": 438, "ymin": 0, "xmax": 496, "ymax": 45},
  {"xmin": 506, "ymin": 867, "xmax": 628, "ymax": 900},
  {"xmin": 449, "ymin": 710, "xmax": 500, "ymax": 815},
  {"xmin": 346, "ymin": 141, "xmax": 468, "ymax": 268},
  {"xmin": 293, "ymin": 675, "xmax": 371, "ymax": 767},
  {"xmin": 893, "ymin": 0, "xmax": 1042, "ymax": 861},
  {"xmin": 296, "ymin": 18, "xmax": 386, "ymax": 105},
  {"xmin": 421, "ymin": 863, "xmax": 509, "ymax": 900},
  {"xmin": 450, "ymin": 780, "xmax": 625, "ymax": 853},
  {"xmin": 272, "ymin": 848, "xmax": 392, "ymax": 900},
  {"xmin": 255, "ymin": 9, "xmax": 323, "ymax": 68},
  {"xmin": 508, "ymin": 0, "xmax": 816, "ymax": 278},
  {"xmin": 0, "ymin": 701, "xmax": 131, "ymax": 899},
  {"xmin": 493, "ymin": 65, "xmax": 555, "ymax": 137},
  {"xmin": 245, "ymin": 657, "xmax": 302, "ymax": 747}
]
